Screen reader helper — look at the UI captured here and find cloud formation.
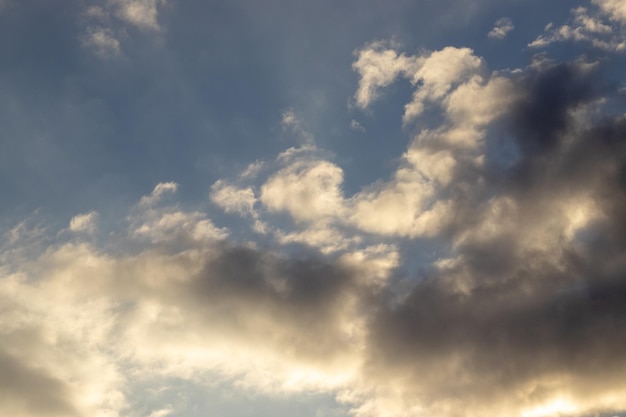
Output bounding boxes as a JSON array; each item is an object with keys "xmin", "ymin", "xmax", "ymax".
[{"xmin": 4, "ymin": 2, "xmax": 626, "ymax": 416}]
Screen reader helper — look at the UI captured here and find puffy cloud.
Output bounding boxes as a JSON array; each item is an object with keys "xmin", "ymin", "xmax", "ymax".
[
  {"xmin": 348, "ymin": 170, "xmax": 449, "ymax": 238},
  {"xmin": 444, "ymin": 75, "xmax": 515, "ymax": 129},
  {"xmin": 594, "ymin": 0, "xmax": 626, "ymax": 23},
  {"xmin": 260, "ymin": 159, "xmax": 346, "ymax": 223},
  {"xmin": 353, "ymin": 44, "xmax": 484, "ymax": 123},
  {"xmin": 352, "ymin": 42, "xmax": 422, "ymax": 109},
  {"xmin": 402, "ymin": 47, "xmax": 484, "ymax": 123},
  {"xmin": 488, "ymin": 17, "xmax": 514, "ymax": 39}
]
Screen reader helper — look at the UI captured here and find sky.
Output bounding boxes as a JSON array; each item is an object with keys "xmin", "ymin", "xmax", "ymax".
[{"xmin": 3, "ymin": 0, "xmax": 626, "ymax": 416}]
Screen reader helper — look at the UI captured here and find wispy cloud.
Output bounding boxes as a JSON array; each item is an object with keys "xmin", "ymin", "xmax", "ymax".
[
  {"xmin": 488, "ymin": 17, "xmax": 514, "ymax": 39},
  {"xmin": 529, "ymin": 5, "xmax": 626, "ymax": 51}
]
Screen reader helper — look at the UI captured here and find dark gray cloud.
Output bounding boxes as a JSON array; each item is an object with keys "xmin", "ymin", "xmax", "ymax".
[
  {"xmin": 171, "ymin": 245, "xmax": 368, "ymax": 362},
  {"xmin": 0, "ymin": 349, "xmax": 79, "ymax": 416},
  {"xmin": 360, "ymin": 59, "xmax": 626, "ymax": 414}
]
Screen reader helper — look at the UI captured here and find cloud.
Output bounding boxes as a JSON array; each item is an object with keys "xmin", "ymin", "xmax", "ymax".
[
  {"xmin": 352, "ymin": 41, "xmax": 422, "ymax": 109},
  {"xmin": 111, "ymin": 0, "xmax": 165, "ymax": 30},
  {"xmin": 80, "ymin": 0, "xmax": 166, "ymax": 57},
  {"xmin": 260, "ymin": 159, "xmax": 346, "ymax": 223},
  {"xmin": 529, "ymin": 6, "xmax": 626, "ymax": 51},
  {"xmin": 69, "ymin": 211, "xmax": 99, "ymax": 234},
  {"xmin": 350, "ymin": 119, "xmax": 365, "ymax": 132},
  {"xmin": 200, "ymin": 48, "xmax": 515, "ymax": 245},
  {"xmin": 0, "ymin": 350, "xmax": 80, "ymax": 417},
  {"xmin": 354, "ymin": 58, "xmax": 626, "ymax": 417},
  {"xmin": 82, "ymin": 28, "xmax": 120, "ymax": 57},
  {"xmin": 139, "ymin": 182, "xmax": 179, "ymax": 206},
  {"xmin": 488, "ymin": 17, "xmax": 514, "ymax": 39},
  {"xmin": 133, "ymin": 186, "xmax": 228, "ymax": 244},
  {"xmin": 4, "ymin": 15, "xmax": 626, "ymax": 415},
  {"xmin": 210, "ymin": 180, "xmax": 256, "ymax": 216},
  {"xmin": 594, "ymin": 0, "xmax": 626, "ymax": 23},
  {"xmin": 212, "ymin": 46, "xmax": 626, "ymax": 417},
  {"xmin": 353, "ymin": 44, "xmax": 486, "ymax": 124}
]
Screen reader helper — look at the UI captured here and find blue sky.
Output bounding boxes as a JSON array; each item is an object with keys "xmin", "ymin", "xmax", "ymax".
[{"xmin": 3, "ymin": 1, "xmax": 626, "ymax": 417}]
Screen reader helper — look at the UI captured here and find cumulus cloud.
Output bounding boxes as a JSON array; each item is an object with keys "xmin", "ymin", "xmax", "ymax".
[
  {"xmin": 353, "ymin": 43, "xmax": 485, "ymax": 123},
  {"xmin": 205, "ymin": 48, "xmax": 516, "ymax": 244},
  {"xmin": 488, "ymin": 17, "xmax": 514, "ymax": 39},
  {"xmin": 5, "ymin": 36, "xmax": 626, "ymax": 417},
  {"xmin": 594, "ymin": 0, "xmax": 626, "ymax": 23},
  {"xmin": 352, "ymin": 41, "xmax": 422, "ymax": 109},
  {"xmin": 359, "ymin": 59, "xmax": 626, "ymax": 417},
  {"xmin": 206, "ymin": 45, "xmax": 626, "ymax": 417},
  {"xmin": 261, "ymin": 159, "xmax": 346, "ymax": 223}
]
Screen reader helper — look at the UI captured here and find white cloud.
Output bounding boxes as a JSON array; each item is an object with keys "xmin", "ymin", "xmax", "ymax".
[
  {"xmin": 139, "ymin": 182, "xmax": 179, "ymax": 206},
  {"xmin": 594, "ymin": 0, "xmax": 626, "ymax": 23},
  {"xmin": 352, "ymin": 42, "xmax": 422, "ymax": 109},
  {"xmin": 210, "ymin": 181, "xmax": 256, "ymax": 216},
  {"xmin": 225, "ymin": 46, "xmax": 515, "ymax": 242},
  {"xmin": 444, "ymin": 76, "xmax": 511, "ymax": 125},
  {"xmin": 402, "ymin": 47, "xmax": 483, "ymax": 123},
  {"xmin": 148, "ymin": 407, "xmax": 174, "ymax": 417},
  {"xmin": 488, "ymin": 17, "xmax": 514, "ymax": 39},
  {"xmin": 353, "ymin": 43, "xmax": 485, "ymax": 123},
  {"xmin": 350, "ymin": 189, "xmax": 451, "ymax": 238},
  {"xmin": 529, "ymin": 6, "xmax": 626, "ymax": 51},
  {"xmin": 275, "ymin": 222, "xmax": 362, "ymax": 254},
  {"xmin": 111, "ymin": 0, "xmax": 165, "ymax": 31},
  {"xmin": 260, "ymin": 159, "xmax": 346, "ymax": 223},
  {"xmin": 133, "ymin": 210, "xmax": 228, "ymax": 244},
  {"xmin": 69, "ymin": 211, "xmax": 99, "ymax": 234}
]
